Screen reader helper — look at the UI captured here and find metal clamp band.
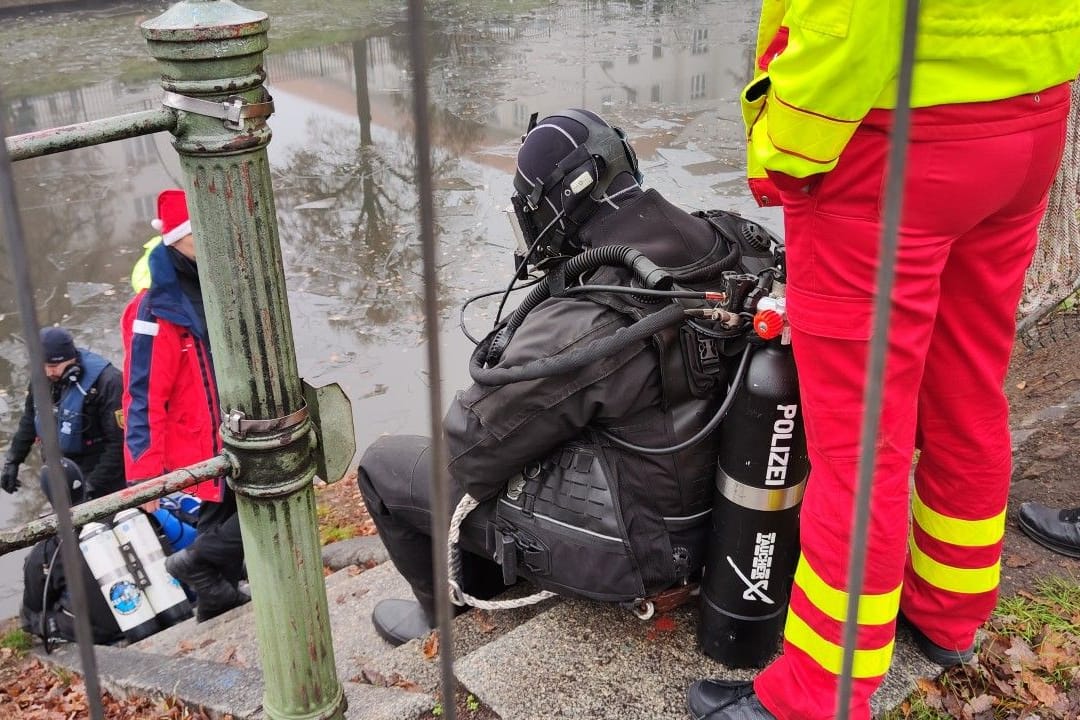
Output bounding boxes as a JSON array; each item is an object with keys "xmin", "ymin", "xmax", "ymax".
[
  {"xmin": 223, "ymin": 404, "xmax": 308, "ymax": 439},
  {"xmin": 162, "ymin": 90, "xmax": 275, "ymax": 130},
  {"xmin": 718, "ymin": 470, "xmax": 807, "ymax": 512}
]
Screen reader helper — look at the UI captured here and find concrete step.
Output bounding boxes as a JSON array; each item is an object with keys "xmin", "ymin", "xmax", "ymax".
[
  {"xmin": 129, "ymin": 560, "xmax": 437, "ymax": 719},
  {"xmin": 106, "ymin": 549, "xmax": 552, "ymax": 719},
  {"xmin": 454, "ymin": 597, "xmax": 942, "ymax": 720},
  {"xmin": 38, "ymin": 643, "xmax": 264, "ymax": 720},
  {"xmin": 38, "ymin": 542, "xmax": 944, "ymax": 719},
  {"xmin": 41, "ymin": 559, "xmax": 437, "ymax": 719}
]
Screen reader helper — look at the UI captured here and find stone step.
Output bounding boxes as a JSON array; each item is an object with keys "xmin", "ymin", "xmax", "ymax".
[
  {"xmin": 128, "ymin": 560, "xmax": 436, "ymax": 719},
  {"xmin": 37, "ymin": 643, "xmax": 264, "ymax": 720},
  {"xmin": 39, "ymin": 540, "xmax": 944, "ymax": 719},
  {"xmin": 118, "ymin": 547, "xmax": 552, "ymax": 718},
  {"xmin": 454, "ymin": 597, "xmax": 942, "ymax": 720},
  {"xmin": 40, "ymin": 560, "xmax": 437, "ymax": 719}
]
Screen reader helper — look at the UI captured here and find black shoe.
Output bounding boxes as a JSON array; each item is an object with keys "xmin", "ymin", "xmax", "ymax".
[
  {"xmin": 372, "ymin": 599, "xmax": 434, "ymax": 647},
  {"xmin": 1018, "ymin": 502, "xmax": 1080, "ymax": 559},
  {"xmin": 686, "ymin": 680, "xmax": 776, "ymax": 720},
  {"xmin": 898, "ymin": 613, "xmax": 974, "ymax": 667},
  {"xmin": 165, "ymin": 548, "xmax": 250, "ymax": 623}
]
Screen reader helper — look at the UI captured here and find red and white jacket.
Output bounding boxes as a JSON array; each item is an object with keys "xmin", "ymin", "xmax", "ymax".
[{"xmin": 121, "ymin": 242, "xmax": 225, "ymax": 502}]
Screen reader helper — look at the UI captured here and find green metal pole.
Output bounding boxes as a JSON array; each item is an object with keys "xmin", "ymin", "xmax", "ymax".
[{"xmin": 141, "ymin": 3, "xmax": 345, "ymax": 719}]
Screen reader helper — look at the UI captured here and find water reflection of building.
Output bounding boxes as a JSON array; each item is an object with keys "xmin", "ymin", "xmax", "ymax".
[
  {"xmin": 3, "ymin": 0, "xmax": 756, "ymax": 299},
  {"xmin": 264, "ymin": 0, "xmax": 754, "ymax": 155}
]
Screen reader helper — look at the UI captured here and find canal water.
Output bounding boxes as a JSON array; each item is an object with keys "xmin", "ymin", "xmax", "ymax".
[{"xmin": 0, "ymin": 0, "xmax": 776, "ymax": 617}]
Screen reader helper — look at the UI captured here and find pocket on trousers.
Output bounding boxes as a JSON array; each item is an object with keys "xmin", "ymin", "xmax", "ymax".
[
  {"xmin": 810, "ymin": 130, "xmax": 888, "ymax": 221},
  {"xmin": 786, "ymin": 283, "xmax": 873, "ymax": 341}
]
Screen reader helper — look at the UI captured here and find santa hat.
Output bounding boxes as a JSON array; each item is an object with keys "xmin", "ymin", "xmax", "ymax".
[{"xmin": 150, "ymin": 189, "xmax": 192, "ymax": 246}]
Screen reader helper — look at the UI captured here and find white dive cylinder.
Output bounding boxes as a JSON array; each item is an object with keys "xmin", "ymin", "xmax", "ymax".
[
  {"xmin": 112, "ymin": 508, "xmax": 193, "ymax": 628},
  {"xmin": 78, "ymin": 521, "xmax": 160, "ymax": 642}
]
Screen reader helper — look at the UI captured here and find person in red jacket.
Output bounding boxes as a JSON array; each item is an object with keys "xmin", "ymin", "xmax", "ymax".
[
  {"xmin": 686, "ymin": 2, "xmax": 1079, "ymax": 720},
  {"xmin": 121, "ymin": 189, "xmax": 247, "ymax": 622}
]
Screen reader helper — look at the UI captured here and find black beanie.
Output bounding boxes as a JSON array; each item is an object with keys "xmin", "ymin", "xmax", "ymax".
[
  {"xmin": 39, "ymin": 457, "xmax": 85, "ymax": 507},
  {"xmin": 40, "ymin": 327, "xmax": 77, "ymax": 363}
]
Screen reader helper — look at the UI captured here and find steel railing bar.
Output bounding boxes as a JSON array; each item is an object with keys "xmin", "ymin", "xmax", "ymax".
[
  {"xmin": 405, "ymin": 1, "xmax": 457, "ymax": 718},
  {"xmin": 0, "ymin": 89, "xmax": 105, "ymax": 720},
  {"xmin": 5, "ymin": 107, "xmax": 176, "ymax": 162},
  {"xmin": 0, "ymin": 454, "xmax": 234, "ymax": 555},
  {"xmin": 835, "ymin": 1, "xmax": 921, "ymax": 717}
]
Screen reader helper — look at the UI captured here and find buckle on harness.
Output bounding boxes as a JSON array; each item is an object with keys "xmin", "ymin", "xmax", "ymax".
[{"xmin": 494, "ymin": 526, "xmax": 550, "ymax": 584}]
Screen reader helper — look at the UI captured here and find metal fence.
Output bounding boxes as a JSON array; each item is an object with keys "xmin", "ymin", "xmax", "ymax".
[
  {"xmin": 3, "ymin": 1, "xmax": 1071, "ymax": 720},
  {"xmin": 2, "ymin": 2, "xmax": 349, "ymax": 718}
]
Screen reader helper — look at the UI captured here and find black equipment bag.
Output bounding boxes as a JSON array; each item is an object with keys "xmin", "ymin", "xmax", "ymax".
[{"xmin": 20, "ymin": 535, "xmax": 122, "ymax": 646}]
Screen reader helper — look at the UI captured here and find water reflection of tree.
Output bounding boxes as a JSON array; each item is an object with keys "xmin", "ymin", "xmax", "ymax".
[
  {"xmin": 0, "ymin": 147, "xmax": 118, "ymax": 325},
  {"xmin": 0, "ymin": 145, "xmax": 122, "ymax": 419},
  {"xmin": 274, "ymin": 30, "xmax": 497, "ymax": 342}
]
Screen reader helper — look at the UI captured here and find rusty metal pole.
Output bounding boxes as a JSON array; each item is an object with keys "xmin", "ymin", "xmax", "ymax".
[{"xmin": 141, "ymin": 3, "xmax": 345, "ymax": 719}]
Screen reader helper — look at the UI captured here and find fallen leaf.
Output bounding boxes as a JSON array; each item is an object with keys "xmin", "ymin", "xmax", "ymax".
[
  {"xmin": 916, "ymin": 677, "xmax": 944, "ymax": 710},
  {"xmin": 360, "ymin": 666, "xmax": 387, "ymax": 686},
  {"xmin": 964, "ymin": 693, "xmax": 994, "ymax": 714},
  {"xmin": 1003, "ymin": 554, "xmax": 1035, "ymax": 568},
  {"xmin": 472, "ymin": 611, "xmax": 497, "ymax": 634},
  {"xmin": 1024, "ymin": 671, "xmax": 1059, "ymax": 706},
  {"xmin": 421, "ymin": 631, "xmax": 439, "ymax": 660},
  {"xmin": 1004, "ymin": 636, "xmax": 1039, "ymax": 668}
]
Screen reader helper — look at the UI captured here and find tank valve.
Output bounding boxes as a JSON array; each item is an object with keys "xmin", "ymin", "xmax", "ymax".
[{"xmin": 753, "ymin": 309, "xmax": 784, "ymax": 340}]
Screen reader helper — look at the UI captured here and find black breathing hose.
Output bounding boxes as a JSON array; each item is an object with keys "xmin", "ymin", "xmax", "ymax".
[
  {"xmin": 469, "ymin": 302, "xmax": 685, "ymax": 385},
  {"xmin": 500, "ymin": 245, "xmax": 673, "ymax": 343},
  {"xmin": 668, "ymin": 241, "xmax": 741, "ymax": 285},
  {"xmin": 563, "ymin": 285, "xmax": 720, "ymax": 301},
  {"xmin": 42, "ymin": 539, "xmax": 63, "ymax": 654}
]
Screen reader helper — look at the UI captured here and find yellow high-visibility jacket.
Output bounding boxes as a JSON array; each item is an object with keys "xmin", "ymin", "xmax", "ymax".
[
  {"xmin": 130, "ymin": 235, "xmax": 163, "ymax": 292},
  {"xmin": 744, "ymin": 0, "xmax": 1080, "ymax": 200}
]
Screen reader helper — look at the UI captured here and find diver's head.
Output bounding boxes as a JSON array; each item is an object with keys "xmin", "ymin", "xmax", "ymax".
[{"xmin": 509, "ymin": 109, "xmax": 642, "ymax": 268}]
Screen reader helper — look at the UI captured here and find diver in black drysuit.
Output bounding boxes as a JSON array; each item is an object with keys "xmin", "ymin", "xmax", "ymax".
[{"xmin": 358, "ymin": 108, "xmax": 769, "ymax": 645}]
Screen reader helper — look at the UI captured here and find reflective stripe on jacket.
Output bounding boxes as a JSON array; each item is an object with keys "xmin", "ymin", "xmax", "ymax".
[{"xmin": 744, "ymin": 0, "xmax": 1080, "ymax": 203}]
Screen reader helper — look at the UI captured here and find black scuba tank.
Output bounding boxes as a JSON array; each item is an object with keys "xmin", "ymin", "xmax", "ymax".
[{"xmin": 698, "ymin": 331, "xmax": 809, "ymax": 668}]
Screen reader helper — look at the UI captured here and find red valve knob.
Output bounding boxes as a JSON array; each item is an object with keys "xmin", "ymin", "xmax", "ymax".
[{"xmin": 753, "ymin": 309, "xmax": 784, "ymax": 340}]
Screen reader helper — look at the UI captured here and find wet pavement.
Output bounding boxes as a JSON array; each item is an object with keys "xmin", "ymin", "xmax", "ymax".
[{"xmin": 0, "ymin": 0, "xmax": 770, "ymax": 615}]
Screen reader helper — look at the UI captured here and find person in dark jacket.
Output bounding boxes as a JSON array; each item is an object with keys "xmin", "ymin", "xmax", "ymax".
[
  {"xmin": 358, "ymin": 108, "xmax": 772, "ymax": 645},
  {"xmin": 1, "ymin": 326, "xmax": 125, "ymax": 502}
]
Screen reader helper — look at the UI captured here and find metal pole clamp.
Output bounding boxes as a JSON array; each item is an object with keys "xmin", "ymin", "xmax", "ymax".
[
  {"xmin": 223, "ymin": 404, "xmax": 309, "ymax": 440},
  {"xmin": 162, "ymin": 90, "xmax": 275, "ymax": 130}
]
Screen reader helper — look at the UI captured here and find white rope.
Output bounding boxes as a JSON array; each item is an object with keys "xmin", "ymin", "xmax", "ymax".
[
  {"xmin": 447, "ymin": 493, "xmax": 557, "ymax": 610},
  {"xmin": 1021, "ymin": 79, "xmax": 1080, "ymax": 316}
]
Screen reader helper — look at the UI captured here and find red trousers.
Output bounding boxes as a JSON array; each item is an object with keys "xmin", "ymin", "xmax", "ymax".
[{"xmin": 754, "ymin": 84, "xmax": 1071, "ymax": 720}]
